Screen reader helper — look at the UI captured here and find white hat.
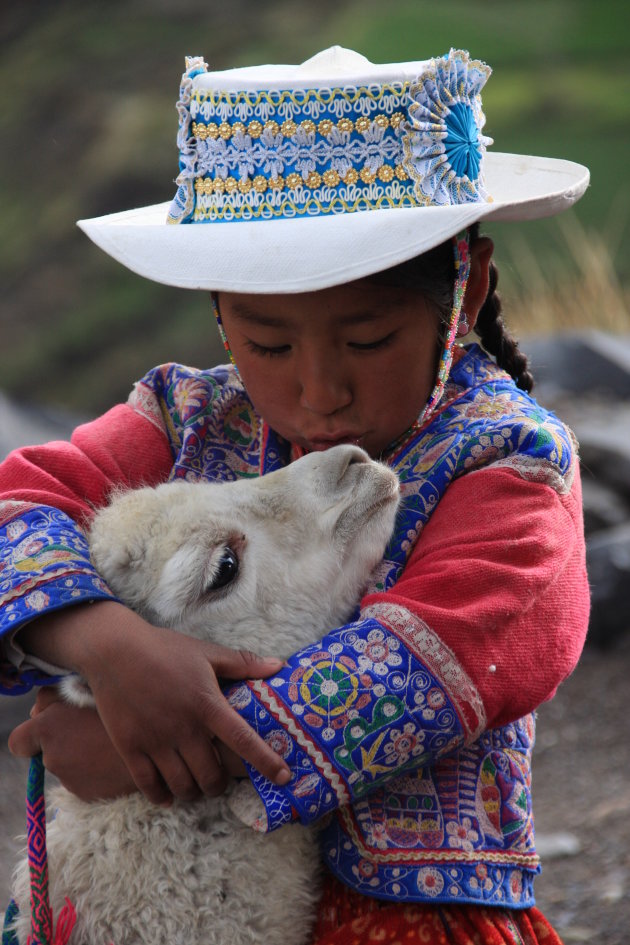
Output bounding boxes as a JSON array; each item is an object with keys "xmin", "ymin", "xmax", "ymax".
[{"xmin": 77, "ymin": 46, "xmax": 589, "ymax": 294}]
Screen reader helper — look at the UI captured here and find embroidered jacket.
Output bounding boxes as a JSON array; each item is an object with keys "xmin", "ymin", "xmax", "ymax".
[{"xmin": 0, "ymin": 345, "xmax": 589, "ymax": 909}]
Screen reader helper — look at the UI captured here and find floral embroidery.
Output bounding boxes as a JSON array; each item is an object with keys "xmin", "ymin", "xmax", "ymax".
[
  {"xmin": 6, "ymin": 520, "xmax": 27, "ymax": 541},
  {"xmin": 446, "ymin": 817, "xmax": 480, "ymax": 852},
  {"xmin": 382, "ymin": 722, "xmax": 426, "ymax": 766},
  {"xmin": 349, "ymin": 626, "xmax": 402, "ymax": 676},
  {"xmin": 171, "ymin": 375, "xmax": 214, "ymax": 423},
  {"xmin": 264, "ymin": 729, "xmax": 292, "ymax": 758},
  {"xmin": 417, "ymin": 867, "xmax": 445, "ymax": 898},
  {"xmin": 24, "ymin": 590, "xmax": 51, "ymax": 612},
  {"xmin": 288, "ymin": 650, "xmax": 374, "ymax": 730}
]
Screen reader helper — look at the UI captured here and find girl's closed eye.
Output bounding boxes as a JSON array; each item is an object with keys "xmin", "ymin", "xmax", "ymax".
[
  {"xmin": 244, "ymin": 339, "xmax": 292, "ymax": 358},
  {"xmin": 348, "ymin": 331, "xmax": 397, "ymax": 352}
]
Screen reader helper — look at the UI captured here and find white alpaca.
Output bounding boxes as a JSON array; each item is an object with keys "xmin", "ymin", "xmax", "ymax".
[{"xmin": 10, "ymin": 445, "xmax": 399, "ymax": 945}]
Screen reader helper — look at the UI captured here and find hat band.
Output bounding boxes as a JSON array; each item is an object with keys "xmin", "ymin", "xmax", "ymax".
[{"xmin": 168, "ymin": 50, "xmax": 493, "ymax": 225}]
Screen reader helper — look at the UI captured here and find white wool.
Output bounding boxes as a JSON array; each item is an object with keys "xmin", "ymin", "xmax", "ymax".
[{"xmin": 10, "ymin": 445, "xmax": 399, "ymax": 945}]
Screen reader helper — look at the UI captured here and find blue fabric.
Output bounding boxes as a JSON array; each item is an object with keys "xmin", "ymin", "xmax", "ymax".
[{"xmin": 444, "ymin": 102, "xmax": 481, "ymax": 180}]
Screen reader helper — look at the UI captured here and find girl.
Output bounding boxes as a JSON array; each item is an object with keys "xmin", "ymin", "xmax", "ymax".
[{"xmin": 1, "ymin": 47, "xmax": 590, "ymax": 945}]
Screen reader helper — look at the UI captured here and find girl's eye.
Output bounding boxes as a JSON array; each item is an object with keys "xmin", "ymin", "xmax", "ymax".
[
  {"xmin": 244, "ymin": 340, "xmax": 291, "ymax": 358},
  {"xmin": 348, "ymin": 332, "xmax": 396, "ymax": 352},
  {"xmin": 206, "ymin": 547, "xmax": 239, "ymax": 592}
]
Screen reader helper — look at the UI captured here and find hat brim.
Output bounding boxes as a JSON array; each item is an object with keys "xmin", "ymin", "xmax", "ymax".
[{"xmin": 77, "ymin": 152, "xmax": 589, "ymax": 294}]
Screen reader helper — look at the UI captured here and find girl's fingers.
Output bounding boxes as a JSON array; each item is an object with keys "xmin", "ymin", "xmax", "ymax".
[
  {"xmin": 175, "ymin": 740, "xmax": 229, "ymax": 798},
  {"xmin": 10, "ymin": 702, "xmax": 138, "ymax": 802},
  {"xmin": 206, "ymin": 643, "xmax": 285, "ymax": 680},
  {"xmin": 126, "ymin": 754, "xmax": 174, "ymax": 807},
  {"xmin": 8, "ymin": 717, "xmax": 42, "ymax": 758},
  {"xmin": 30, "ymin": 685, "xmax": 62, "ymax": 716},
  {"xmin": 196, "ymin": 688, "xmax": 291, "ymax": 787},
  {"xmin": 144, "ymin": 745, "xmax": 225, "ymax": 803}
]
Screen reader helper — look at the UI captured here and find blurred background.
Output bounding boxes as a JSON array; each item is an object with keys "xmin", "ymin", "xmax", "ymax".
[{"xmin": 1, "ymin": 2, "xmax": 630, "ymax": 942}]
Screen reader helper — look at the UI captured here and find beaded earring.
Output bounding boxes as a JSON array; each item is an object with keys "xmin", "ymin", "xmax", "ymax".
[
  {"xmin": 457, "ymin": 312, "xmax": 470, "ymax": 336},
  {"xmin": 418, "ymin": 229, "xmax": 471, "ymax": 423},
  {"xmin": 210, "ymin": 293, "xmax": 240, "ymax": 375}
]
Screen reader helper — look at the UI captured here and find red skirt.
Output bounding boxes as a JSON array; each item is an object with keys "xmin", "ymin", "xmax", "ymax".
[{"xmin": 312, "ymin": 875, "xmax": 564, "ymax": 945}]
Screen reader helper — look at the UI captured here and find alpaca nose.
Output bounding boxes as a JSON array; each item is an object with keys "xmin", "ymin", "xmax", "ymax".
[{"xmin": 336, "ymin": 444, "xmax": 370, "ymax": 481}]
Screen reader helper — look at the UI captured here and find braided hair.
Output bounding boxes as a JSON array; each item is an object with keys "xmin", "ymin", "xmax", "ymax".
[
  {"xmin": 368, "ymin": 224, "xmax": 534, "ymax": 393},
  {"xmin": 468, "ymin": 223, "xmax": 534, "ymax": 393}
]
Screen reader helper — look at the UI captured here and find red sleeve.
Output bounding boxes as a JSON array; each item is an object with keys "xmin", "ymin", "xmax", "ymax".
[
  {"xmin": 0, "ymin": 403, "xmax": 174, "ymax": 523},
  {"xmin": 362, "ymin": 463, "xmax": 590, "ymax": 728}
]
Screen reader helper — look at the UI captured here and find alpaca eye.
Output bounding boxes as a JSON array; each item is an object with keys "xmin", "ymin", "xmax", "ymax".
[{"xmin": 207, "ymin": 547, "xmax": 239, "ymax": 592}]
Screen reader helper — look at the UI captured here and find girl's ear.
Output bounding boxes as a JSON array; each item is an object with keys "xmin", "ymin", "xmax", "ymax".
[{"xmin": 462, "ymin": 237, "xmax": 494, "ymax": 332}]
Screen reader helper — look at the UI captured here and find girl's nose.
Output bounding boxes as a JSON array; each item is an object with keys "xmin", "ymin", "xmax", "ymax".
[{"xmin": 298, "ymin": 356, "xmax": 352, "ymax": 415}]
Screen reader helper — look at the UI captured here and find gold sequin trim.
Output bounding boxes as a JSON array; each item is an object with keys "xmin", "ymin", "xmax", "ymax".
[
  {"xmin": 194, "ymin": 163, "xmax": 408, "ymax": 196},
  {"xmin": 191, "ymin": 111, "xmax": 407, "ymax": 142}
]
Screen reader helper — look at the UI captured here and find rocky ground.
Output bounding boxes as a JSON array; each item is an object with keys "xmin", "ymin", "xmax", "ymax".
[
  {"xmin": 531, "ymin": 638, "xmax": 630, "ymax": 943},
  {"xmin": 1, "ymin": 636, "xmax": 628, "ymax": 943}
]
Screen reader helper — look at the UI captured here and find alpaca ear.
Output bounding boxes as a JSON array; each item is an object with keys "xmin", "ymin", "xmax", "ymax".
[{"xmin": 88, "ymin": 489, "xmax": 156, "ymax": 582}]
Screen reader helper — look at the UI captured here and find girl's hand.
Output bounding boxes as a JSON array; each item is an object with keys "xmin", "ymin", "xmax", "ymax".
[
  {"xmin": 16, "ymin": 602, "xmax": 290, "ymax": 805},
  {"xmin": 9, "ymin": 688, "xmax": 137, "ymax": 801}
]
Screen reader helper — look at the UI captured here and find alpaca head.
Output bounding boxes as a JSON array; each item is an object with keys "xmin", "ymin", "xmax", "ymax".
[{"xmin": 88, "ymin": 445, "xmax": 399, "ymax": 656}]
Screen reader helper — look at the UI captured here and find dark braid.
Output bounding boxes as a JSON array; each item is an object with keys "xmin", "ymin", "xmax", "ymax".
[{"xmin": 469, "ymin": 224, "xmax": 534, "ymax": 393}]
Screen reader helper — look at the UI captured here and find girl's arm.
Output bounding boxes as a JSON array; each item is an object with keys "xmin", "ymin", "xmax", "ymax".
[
  {"xmin": 0, "ymin": 400, "xmax": 174, "ymax": 691},
  {"xmin": 226, "ymin": 462, "xmax": 590, "ymax": 831},
  {"xmin": 2, "ymin": 378, "xmax": 291, "ymax": 800}
]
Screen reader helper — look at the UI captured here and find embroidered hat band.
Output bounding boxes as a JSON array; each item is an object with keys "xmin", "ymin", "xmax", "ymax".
[{"xmin": 167, "ymin": 48, "xmax": 493, "ymax": 225}]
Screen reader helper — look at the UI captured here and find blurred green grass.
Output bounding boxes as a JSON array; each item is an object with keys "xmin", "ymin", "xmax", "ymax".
[{"xmin": 1, "ymin": 0, "xmax": 628, "ymax": 413}]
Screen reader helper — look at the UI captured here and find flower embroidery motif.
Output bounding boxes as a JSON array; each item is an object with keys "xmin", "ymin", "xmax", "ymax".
[
  {"xmin": 6, "ymin": 521, "xmax": 27, "ymax": 541},
  {"xmin": 173, "ymin": 376, "xmax": 212, "ymax": 422},
  {"xmin": 227, "ymin": 683, "xmax": 252, "ymax": 710},
  {"xmin": 24, "ymin": 590, "xmax": 51, "ymax": 612},
  {"xmin": 383, "ymin": 722, "xmax": 426, "ymax": 767},
  {"xmin": 402, "ymin": 49, "xmax": 493, "ymax": 206},
  {"xmin": 264, "ymin": 729, "xmax": 292, "ymax": 758},
  {"xmin": 510, "ymin": 870, "xmax": 524, "ymax": 902},
  {"xmin": 463, "ymin": 433, "xmax": 507, "ymax": 470},
  {"xmin": 417, "ymin": 867, "xmax": 445, "ymax": 898},
  {"xmin": 351, "ymin": 626, "xmax": 402, "ymax": 676},
  {"xmin": 469, "ymin": 862, "xmax": 495, "ymax": 894},
  {"xmin": 446, "ymin": 817, "xmax": 480, "ymax": 852},
  {"xmin": 288, "ymin": 651, "xmax": 373, "ymax": 730}
]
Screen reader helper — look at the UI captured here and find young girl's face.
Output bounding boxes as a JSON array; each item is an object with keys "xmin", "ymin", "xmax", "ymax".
[{"xmin": 218, "ymin": 280, "xmax": 442, "ymax": 458}]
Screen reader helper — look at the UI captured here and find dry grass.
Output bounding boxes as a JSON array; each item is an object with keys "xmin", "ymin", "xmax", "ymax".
[{"xmin": 499, "ymin": 212, "xmax": 630, "ymax": 337}]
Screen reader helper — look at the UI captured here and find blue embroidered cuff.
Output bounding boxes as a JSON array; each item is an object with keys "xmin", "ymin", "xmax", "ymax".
[
  {"xmin": 0, "ymin": 506, "xmax": 117, "ymax": 694},
  {"xmin": 227, "ymin": 615, "xmax": 469, "ymax": 831}
]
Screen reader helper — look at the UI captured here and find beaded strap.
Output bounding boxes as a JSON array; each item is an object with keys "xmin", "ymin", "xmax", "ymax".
[
  {"xmin": 1, "ymin": 756, "xmax": 76, "ymax": 945},
  {"xmin": 25, "ymin": 756, "xmax": 52, "ymax": 945}
]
